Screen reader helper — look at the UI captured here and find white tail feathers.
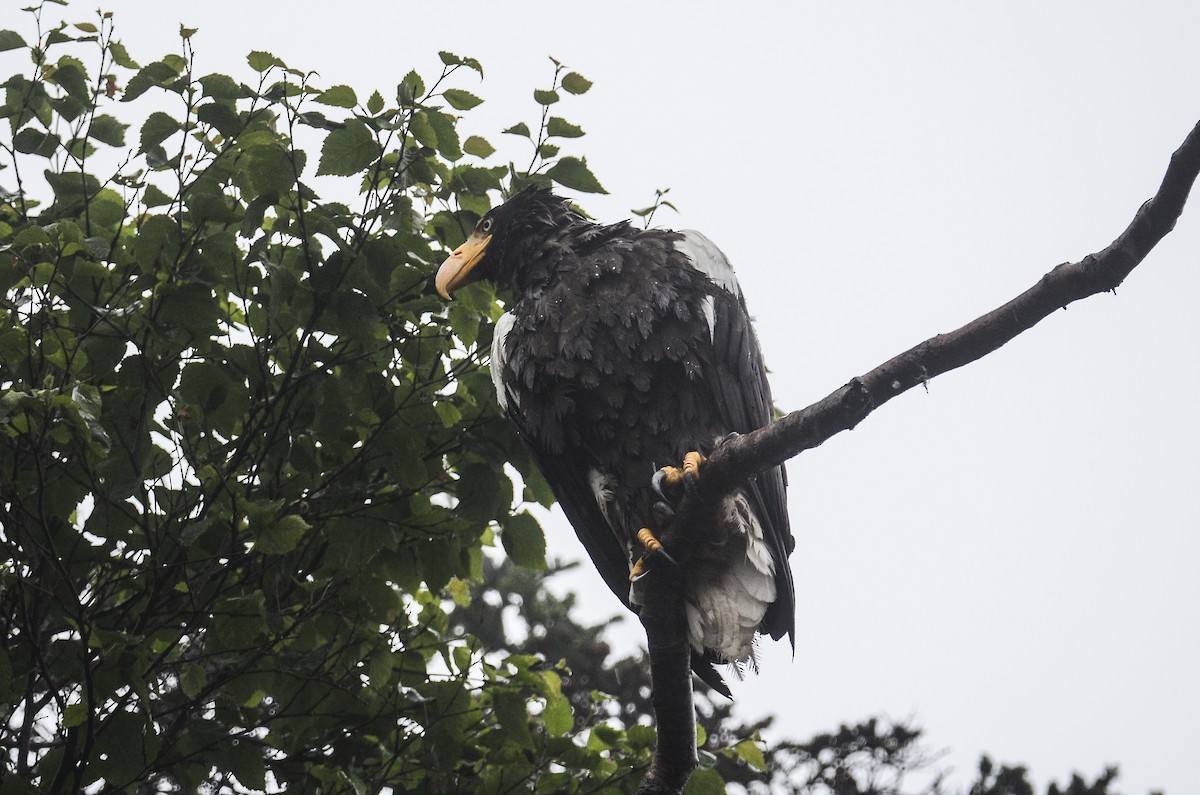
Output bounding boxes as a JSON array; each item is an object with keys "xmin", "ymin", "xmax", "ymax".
[{"xmin": 684, "ymin": 491, "xmax": 777, "ymax": 668}]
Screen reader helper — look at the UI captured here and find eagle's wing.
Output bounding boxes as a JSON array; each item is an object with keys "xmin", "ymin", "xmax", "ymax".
[
  {"xmin": 491, "ymin": 312, "xmax": 635, "ymax": 608},
  {"xmin": 675, "ymin": 231, "xmax": 797, "ymax": 646}
]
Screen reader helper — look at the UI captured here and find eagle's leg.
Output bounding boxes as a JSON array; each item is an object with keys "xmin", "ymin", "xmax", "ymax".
[
  {"xmin": 629, "ymin": 505, "xmax": 679, "ymax": 582},
  {"xmin": 631, "ymin": 450, "xmax": 710, "ymax": 582}
]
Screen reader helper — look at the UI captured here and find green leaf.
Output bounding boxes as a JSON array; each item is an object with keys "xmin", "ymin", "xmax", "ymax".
[
  {"xmin": 442, "ymin": 88, "xmax": 482, "ymax": 110},
  {"xmin": 0, "ymin": 30, "xmax": 27, "ymax": 52},
  {"xmin": 196, "ymin": 102, "xmax": 240, "ymax": 137},
  {"xmin": 46, "ymin": 30, "xmax": 75, "ymax": 47},
  {"xmin": 142, "ymin": 184, "xmax": 172, "ymax": 208},
  {"xmin": 433, "ymin": 401, "xmax": 460, "ymax": 429},
  {"xmin": 247, "ymin": 50, "xmax": 281, "ymax": 72},
  {"xmin": 546, "ymin": 156, "xmax": 607, "ymax": 194},
  {"xmin": 63, "ymin": 702, "xmax": 89, "ymax": 728},
  {"xmin": 463, "ymin": 135, "xmax": 494, "ymax": 159},
  {"xmin": 503, "ymin": 122, "xmax": 531, "ymax": 138},
  {"xmin": 447, "ymin": 577, "xmax": 471, "ymax": 607},
  {"xmin": 93, "ymin": 711, "xmax": 156, "ymax": 785},
  {"xmin": 90, "ymin": 188, "xmax": 127, "ymax": 227},
  {"xmin": 542, "ymin": 673, "xmax": 573, "ymax": 737},
  {"xmin": 501, "ymin": 512, "xmax": 546, "ymax": 570},
  {"xmin": 546, "ymin": 116, "xmax": 584, "ymax": 138},
  {"xmin": 224, "ymin": 738, "xmax": 266, "ymax": 790},
  {"xmin": 439, "ymin": 51, "xmax": 484, "ymax": 77},
  {"xmin": 13, "ymin": 128, "xmax": 59, "ymax": 157},
  {"xmin": 238, "ymin": 144, "xmax": 295, "ymax": 197},
  {"xmin": 427, "ymin": 109, "xmax": 462, "ymax": 160},
  {"xmin": 89, "ymin": 114, "xmax": 128, "ymax": 147},
  {"xmin": 456, "ymin": 462, "xmax": 511, "ymax": 525},
  {"xmin": 255, "ymin": 514, "xmax": 311, "ymax": 555},
  {"xmin": 43, "ymin": 169, "xmax": 101, "ymax": 206},
  {"xmin": 533, "ymin": 89, "xmax": 559, "ymax": 106},
  {"xmin": 132, "ymin": 214, "xmax": 178, "ymax": 267},
  {"xmin": 13, "ymin": 225, "xmax": 51, "ymax": 247},
  {"xmin": 316, "ymin": 120, "xmax": 378, "ymax": 176},
  {"xmin": 316, "ymin": 84, "xmax": 357, "ymax": 108},
  {"xmin": 139, "ymin": 111, "xmax": 179, "ymax": 153},
  {"xmin": 122, "ymin": 60, "xmax": 181, "ymax": 102},
  {"xmin": 51, "ymin": 58, "xmax": 90, "ymax": 104},
  {"xmin": 198, "ymin": 73, "xmax": 240, "ymax": 100},
  {"xmin": 108, "ymin": 41, "xmax": 138, "ymax": 69},
  {"xmin": 683, "ymin": 768, "xmax": 726, "ymax": 795},
  {"xmin": 493, "ymin": 689, "xmax": 533, "ymax": 749},
  {"xmin": 180, "ymin": 664, "xmax": 207, "ymax": 699},
  {"xmin": 367, "ymin": 89, "xmax": 384, "ymax": 114},
  {"xmin": 451, "ymin": 644, "xmax": 472, "ymax": 674},
  {"xmin": 734, "ymin": 738, "xmax": 767, "ymax": 772},
  {"xmin": 409, "ymin": 110, "xmax": 437, "ymax": 149},
  {"xmin": 183, "ymin": 177, "xmax": 234, "ymax": 223},
  {"xmin": 561, "ymin": 71, "xmax": 593, "ymax": 95},
  {"xmin": 398, "ymin": 70, "xmax": 424, "ymax": 106},
  {"xmin": 628, "ymin": 724, "xmax": 657, "ymax": 749}
]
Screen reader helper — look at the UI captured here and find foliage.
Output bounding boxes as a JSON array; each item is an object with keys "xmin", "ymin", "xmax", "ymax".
[
  {"xmin": 0, "ymin": 2, "xmax": 623, "ymax": 792},
  {"xmin": 451, "ymin": 560, "xmax": 1159, "ymax": 795}
]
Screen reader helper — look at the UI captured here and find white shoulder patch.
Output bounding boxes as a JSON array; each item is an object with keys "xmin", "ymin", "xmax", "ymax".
[
  {"xmin": 674, "ymin": 231, "xmax": 741, "ymax": 338},
  {"xmin": 673, "ymin": 230, "xmax": 741, "ymax": 296},
  {"xmin": 490, "ymin": 312, "xmax": 516, "ymax": 413}
]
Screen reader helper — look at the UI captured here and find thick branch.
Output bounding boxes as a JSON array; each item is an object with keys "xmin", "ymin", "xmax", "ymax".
[
  {"xmin": 640, "ymin": 118, "xmax": 1200, "ymax": 793},
  {"xmin": 634, "ymin": 563, "xmax": 696, "ymax": 795},
  {"xmin": 678, "ymin": 117, "xmax": 1200, "ymax": 530}
]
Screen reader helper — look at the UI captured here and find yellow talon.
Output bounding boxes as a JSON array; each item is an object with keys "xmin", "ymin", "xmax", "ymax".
[
  {"xmin": 629, "ymin": 557, "xmax": 647, "ymax": 581},
  {"xmin": 658, "ymin": 465, "xmax": 685, "ymax": 489},
  {"xmin": 636, "ymin": 527, "xmax": 662, "ymax": 553},
  {"xmin": 656, "ymin": 451, "xmax": 706, "ymax": 493},
  {"xmin": 629, "ymin": 527, "xmax": 664, "ymax": 581}
]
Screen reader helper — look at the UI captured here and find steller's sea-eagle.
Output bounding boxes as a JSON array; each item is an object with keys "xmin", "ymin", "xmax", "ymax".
[{"xmin": 436, "ymin": 187, "xmax": 795, "ymax": 695}]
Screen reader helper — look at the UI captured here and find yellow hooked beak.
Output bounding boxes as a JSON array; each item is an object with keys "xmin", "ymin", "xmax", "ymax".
[{"xmin": 435, "ymin": 231, "xmax": 492, "ymax": 299}]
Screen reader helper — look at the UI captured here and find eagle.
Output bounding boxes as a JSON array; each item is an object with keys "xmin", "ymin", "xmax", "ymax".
[{"xmin": 435, "ymin": 187, "xmax": 794, "ymax": 696}]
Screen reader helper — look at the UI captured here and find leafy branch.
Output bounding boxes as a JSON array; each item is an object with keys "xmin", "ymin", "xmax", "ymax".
[{"xmin": 500, "ymin": 57, "xmax": 606, "ymax": 196}]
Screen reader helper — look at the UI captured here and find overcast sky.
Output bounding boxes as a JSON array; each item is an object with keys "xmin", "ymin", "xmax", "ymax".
[{"xmin": 103, "ymin": 2, "xmax": 1200, "ymax": 792}]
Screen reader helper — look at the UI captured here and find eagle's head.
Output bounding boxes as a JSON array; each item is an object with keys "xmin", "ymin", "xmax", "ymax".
[{"xmin": 435, "ymin": 186, "xmax": 581, "ymax": 299}]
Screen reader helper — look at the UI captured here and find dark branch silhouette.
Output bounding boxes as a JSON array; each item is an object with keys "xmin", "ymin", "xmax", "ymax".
[{"xmin": 635, "ymin": 117, "xmax": 1200, "ymax": 795}]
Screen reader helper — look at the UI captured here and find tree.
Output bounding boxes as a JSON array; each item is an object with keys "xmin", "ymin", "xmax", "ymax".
[
  {"xmin": 1, "ymin": 3, "xmax": 1192, "ymax": 793},
  {"xmin": 452, "ymin": 559, "xmax": 1156, "ymax": 795},
  {"xmin": 0, "ymin": 3, "xmax": 640, "ymax": 791}
]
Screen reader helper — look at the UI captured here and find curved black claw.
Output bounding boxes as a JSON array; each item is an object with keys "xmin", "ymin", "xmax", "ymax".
[
  {"xmin": 652, "ymin": 545, "xmax": 678, "ymax": 568},
  {"xmin": 651, "ymin": 468, "xmax": 674, "ymax": 502},
  {"xmin": 628, "ymin": 526, "xmax": 678, "ymax": 581}
]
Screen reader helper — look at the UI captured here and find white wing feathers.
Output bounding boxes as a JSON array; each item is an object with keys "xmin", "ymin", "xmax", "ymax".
[
  {"xmin": 490, "ymin": 311, "xmax": 516, "ymax": 413},
  {"xmin": 674, "ymin": 230, "xmax": 741, "ymax": 339}
]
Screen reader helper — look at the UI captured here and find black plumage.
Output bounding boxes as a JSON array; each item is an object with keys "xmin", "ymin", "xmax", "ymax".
[{"xmin": 436, "ymin": 187, "xmax": 795, "ymax": 695}]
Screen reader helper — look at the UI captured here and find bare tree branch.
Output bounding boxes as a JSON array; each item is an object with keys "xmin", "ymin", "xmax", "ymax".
[{"xmin": 637, "ymin": 117, "xmax": 1200, "ymax": 794}]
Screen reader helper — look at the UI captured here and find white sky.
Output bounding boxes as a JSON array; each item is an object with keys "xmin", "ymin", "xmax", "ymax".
[{"xmin": 101, "ymin": 1, "xmax": 1200, "ymax": 793}]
